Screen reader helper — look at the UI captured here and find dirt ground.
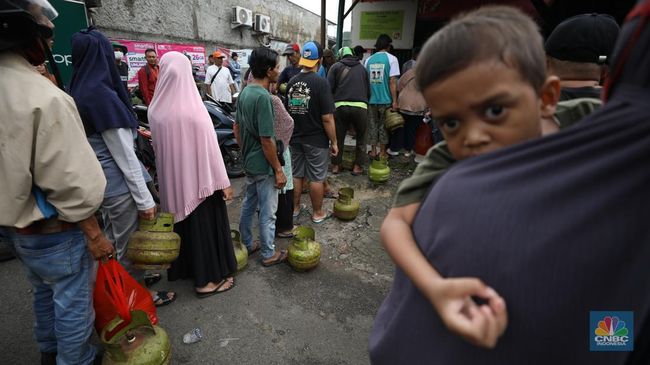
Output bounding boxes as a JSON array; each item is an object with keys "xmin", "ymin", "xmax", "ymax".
[{"xmin": 0, "ymin": 155, "xmax": 417, "ymax": 365}]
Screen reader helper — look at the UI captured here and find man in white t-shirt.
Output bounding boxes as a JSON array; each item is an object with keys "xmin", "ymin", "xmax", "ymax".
[{"xmin": 204, "ymin": 51, "xmax": 236, "ymax": 103}]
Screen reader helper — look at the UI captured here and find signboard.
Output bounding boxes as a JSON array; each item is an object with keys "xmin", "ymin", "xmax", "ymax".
[
  {"xmin": 111, "ymin": 40, "xmax": 206, "ymax": 88},
  {"xmin": 230, "ymin": 49, "xmax": 252, "ymax": 68},
  {"xmin": 51, "ymin": 0, "xmax": 88, "ymax": 87},
  {"xmin": 115, "ymin": 40, "xmax": 155, "ymax": 88},
  {"xmin": 359, "ymin": 11, "xmax": 405, "ymax": 41},
  {"xmin": 351, "ymin": 0, "xmax": 417, "ymax": 50},
  {"xmin": 156, "ymin": 43, "xmax": 207, "ymax": 79}
]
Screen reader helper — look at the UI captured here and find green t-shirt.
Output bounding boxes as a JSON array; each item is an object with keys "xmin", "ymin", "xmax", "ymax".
[
  {"xmin": 392, "ymin": 97, "xmax": 602, "ymax": 207},
  {"xmin": 235, "ymin": 84, "xmax": 276, "ymax": 176}
]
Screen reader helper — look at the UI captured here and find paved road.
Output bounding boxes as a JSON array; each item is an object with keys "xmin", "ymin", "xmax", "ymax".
[{"xmin": 0, "ymin": 161, "xmax": 414, "ymax": 364}]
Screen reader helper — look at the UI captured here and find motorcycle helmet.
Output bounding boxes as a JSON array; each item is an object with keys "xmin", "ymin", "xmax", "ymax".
[{"xmin": 0, "ymin": 0, "xmax": 58, "ymax": 51}]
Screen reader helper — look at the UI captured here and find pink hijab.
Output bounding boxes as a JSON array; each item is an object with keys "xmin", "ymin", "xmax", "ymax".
[{"xmin": 148, "ymin": 51, "xmax": 230, "ymax": 222}]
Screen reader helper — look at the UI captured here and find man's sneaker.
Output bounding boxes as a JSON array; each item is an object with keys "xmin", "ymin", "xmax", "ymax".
[{"xmin": 386, "ymin": 148, "xmax": 400, "ymax": 156}]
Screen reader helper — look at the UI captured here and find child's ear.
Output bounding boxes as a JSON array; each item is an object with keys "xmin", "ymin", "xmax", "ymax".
[{"xmin": 539, "ymin": 76, "xmax": 561, "ymax": 119}]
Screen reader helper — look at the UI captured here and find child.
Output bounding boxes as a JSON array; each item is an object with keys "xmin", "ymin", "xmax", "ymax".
[{"xmin": 375, "ymin": 5, "xmax": 562, "ymax": 354}]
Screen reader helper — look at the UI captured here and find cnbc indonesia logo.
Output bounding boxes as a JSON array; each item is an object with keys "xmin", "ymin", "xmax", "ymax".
[
  {"xmin": 590, "ymin": 311, "xmax": 633, "ymax": 351},
  {"xmin": 594, "ymin": 316, "xmax": 629, "ymax": 346}
]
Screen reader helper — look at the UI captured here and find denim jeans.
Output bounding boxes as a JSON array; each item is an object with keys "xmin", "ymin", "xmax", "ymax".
[
  {"xmin": 0, "ymin": 228, "xmax": 97, "ymax": 365},
  {"xmin": 239, "ymin": 174, "xmax": 279, "ymax": 260}
]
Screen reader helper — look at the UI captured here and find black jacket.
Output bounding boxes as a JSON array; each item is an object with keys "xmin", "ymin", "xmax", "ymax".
[{"xmin": 327, "ymin": 57, "xmax": 370, "ymax": 104}]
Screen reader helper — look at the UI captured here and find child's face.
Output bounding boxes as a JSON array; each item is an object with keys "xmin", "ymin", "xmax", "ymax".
[{"xmin": 423, "ymin": 61, "xmax": 551, "ymax": 160}]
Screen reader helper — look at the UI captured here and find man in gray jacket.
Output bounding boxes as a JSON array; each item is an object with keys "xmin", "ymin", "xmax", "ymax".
[{"xmin": 327, "ymin": 46, "xmax": 370, "ymax": 175}]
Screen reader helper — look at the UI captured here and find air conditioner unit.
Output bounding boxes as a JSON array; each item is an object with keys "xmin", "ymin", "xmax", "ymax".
[
  {"xmin": 232, "ymin": 6, "xmax": 253, "ymax": 28},
  {"xmin": 254, "ymin": 14, "xmax": 271, "ymax": 33}
]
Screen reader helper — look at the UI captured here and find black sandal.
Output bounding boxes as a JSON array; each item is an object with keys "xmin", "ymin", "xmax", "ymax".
[
  {"xmin": 153, "ymin": 291, "xmax": 177, "ymax": 307},
  {"xmin": 144, "ymin": 273, "xmax": 161, "ymax": 287}
]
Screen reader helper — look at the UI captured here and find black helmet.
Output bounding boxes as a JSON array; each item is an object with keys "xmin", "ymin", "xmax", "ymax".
[{"xmin": 0, "ymin": 0, "xmax": 58, "ymax": 50}]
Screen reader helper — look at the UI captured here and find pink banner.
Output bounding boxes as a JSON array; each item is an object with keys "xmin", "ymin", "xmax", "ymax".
[
  {"xmin": 111, "ymin": 39, "xmax": 207, "ymax": 88},
  {"xmin": 111, "ymin": 39, "xmax": 155, "ymax": 88},
  {"xmin": 156, "ymin": 43, "xmax": 207, "ymax": 78}
]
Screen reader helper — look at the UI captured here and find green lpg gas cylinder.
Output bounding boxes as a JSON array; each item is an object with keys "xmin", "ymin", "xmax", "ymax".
[
  {"xmin": 127, "ymin": 213, "xmax": 180, "ymax": 270},
  {"xmin": 101, "ymin": 310, "xmax": 171, "ymax": 365},
  {"xmin": 287, "ymin": 226, "xmax": 320, "ymax": 272},
  {"xmin": 231, "ymin": 229, "xmax": 248, "ymax": 271},
  {"xmin": 333, "ymin": 187, "xmax": 360, "ymax": 221},
  {"xmin": 368, "ymin": 157, "xmax": 390, "ymax": 183}
]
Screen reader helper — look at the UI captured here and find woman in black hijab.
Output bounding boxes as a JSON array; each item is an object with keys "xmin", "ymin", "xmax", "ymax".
[{"xmin": 370, "ymin": 2, "xmax": 650, "ymax": 364}]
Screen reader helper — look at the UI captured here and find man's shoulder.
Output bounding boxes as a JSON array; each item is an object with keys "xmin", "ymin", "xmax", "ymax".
[{"xmin": 386, "ymin": 53, "xmax": 399, "ymax": 63}]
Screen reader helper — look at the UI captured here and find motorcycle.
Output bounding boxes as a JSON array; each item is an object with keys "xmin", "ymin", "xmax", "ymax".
[
  {"xmin": 131, "ymin": 95, "xmax": 245, "ymax": 180},
  {"xmin": 204, "ymin": 94, "xmax": 245, "ymax": 177}
]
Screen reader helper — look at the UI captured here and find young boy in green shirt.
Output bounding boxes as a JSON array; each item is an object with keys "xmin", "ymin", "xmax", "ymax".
[{"xmin": 379, "ymin": 5, "xmax": 566, "ymax": 348}]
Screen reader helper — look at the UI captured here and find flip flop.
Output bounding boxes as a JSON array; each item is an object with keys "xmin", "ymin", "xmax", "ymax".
[
  {"xmin": 293, "ymin": 204, "xmax": 307, "ymax": 219},
  {"xmin": 324, "ymin": 191, "xmax": 337, "ymax": 199},
  {"xmin": 248, "ymin": 240, "xmax": 261, "ymax": 256},
  {"xmin": 153, "ymin": 291, "xmax": 177, "ymax": 307},
  {"xmin": 261, "ymin": 250, "xmax": 288, "ymax": 267},
  {"xmin": 276, "ymin": 231, "xmax": 295, "ymax": 238},
  {"xmin": 195, "ymin": 278, "xmax": 235, "ymax": 298},
  {"xmin": 144, "ymin": 273, "xmax": 161, "ymax": 287},
  {"xmin": 311, "ymin": 211, "xmax": 333, "ymax": 224},
  {"xmin": 351, "ymin": 169, "xmax": 364, "ymax": 176}
]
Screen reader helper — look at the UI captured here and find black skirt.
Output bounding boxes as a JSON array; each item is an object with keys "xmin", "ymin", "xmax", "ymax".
[{"xmin": 168, "ymin": 191, "xmax": 237, "ymax": 288}]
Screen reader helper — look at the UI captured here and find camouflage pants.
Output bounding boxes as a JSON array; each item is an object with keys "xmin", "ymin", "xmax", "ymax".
[{"xmin": 367, "ymin": 104, "xmax": 390, "ymax": 145}]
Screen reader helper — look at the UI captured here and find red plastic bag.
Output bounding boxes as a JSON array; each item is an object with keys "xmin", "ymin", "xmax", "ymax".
[
  {"xmin": 414, "ymin": 121, "xmax": 434, "ymax": 156},
  {"xmin": 93, "ymin": 258, "xmax": 157, "ymax": 333}
]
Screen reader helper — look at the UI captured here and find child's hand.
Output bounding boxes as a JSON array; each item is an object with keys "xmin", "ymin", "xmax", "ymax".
[{"xmin": 429, "ymin": 278, "xmax": 508, "ymax": 348}]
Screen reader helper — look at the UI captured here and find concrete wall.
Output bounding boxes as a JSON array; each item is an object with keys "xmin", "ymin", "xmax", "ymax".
[{"xmin": 90, "ymin": 0, "xmax": 328, "ymax": 52}]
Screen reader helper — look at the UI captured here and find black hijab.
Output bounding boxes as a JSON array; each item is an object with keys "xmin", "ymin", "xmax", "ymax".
[
  {"xmin": 370, "ymin": 2, "xmax": 650, "ymax": 364},
  {"xmin": 69, "ymin": 27, "xmax": 137, "ymax": 136}
]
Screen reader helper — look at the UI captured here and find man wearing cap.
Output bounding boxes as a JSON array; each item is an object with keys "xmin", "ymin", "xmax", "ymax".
[
  {"xmin": 204, "ymin": 50, "xmax": 236, "ymax": 103},
  {"xmin": 364, "ymin": 34, "xmax": 400, "ymax": 159},
  {"xmin": 286, "ymin": 41, "xmax": 338, "ymax": 224},
  {"xmin": 137, "ymin": 47, "xmax": 158, "ymax": 105},
  {"xmin": 328, "ymin": 46, "xmax": 370, "ymax": 175},
  {"xmin": 545, "ymin": 13, "xmax": 620, "ymax": 101},
  {"xmin": 112, "ymin": 41, "xmax": 129, "ymax": 91},
  {"xmin": 278, "ymin": 43, "xmax": 301, "ymax": 90}
]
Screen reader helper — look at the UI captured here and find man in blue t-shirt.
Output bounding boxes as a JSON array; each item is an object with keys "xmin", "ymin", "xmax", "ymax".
[{"xmin": 364, "ymin": 34, "xmax": 400, "ymax": 159}]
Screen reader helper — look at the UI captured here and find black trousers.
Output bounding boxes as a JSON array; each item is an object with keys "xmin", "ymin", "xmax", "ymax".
[
  {"xmin": 276, "ymin": 189, "xmax": 294, "ymax": 233},
  {"xmin": 332, "ymin": 105, "xmax": 367, "ymax": 167},
  {"xmin": 390, "ymin": 113, "xmax": 422, "ymax": 152}
]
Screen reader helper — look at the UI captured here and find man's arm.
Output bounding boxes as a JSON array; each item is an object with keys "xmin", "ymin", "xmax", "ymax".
[
  {"xmin": 322, "ymin": 113, "xmax": 338, "ymax": 157},
  {"xmin": 230, "ymin": 83, "xmax": 237, "ymax": 95},
  {"xmin": 204, "ymin": 67, "xmax": 213, "ymax": 97},
  {"xmin": 260, "ymin": 137, "xmax": 287, "ymax": 188},
  {"xmin": 390, "ymin": 76, "xmax": 398, "ymax": 111},
  {"xmin": 233, "ymin": 121, "xmax": 241, "ymax": 147},
  {"xmin": 77, "ymin": 215, "xmax": 115, "ymax": 259}
]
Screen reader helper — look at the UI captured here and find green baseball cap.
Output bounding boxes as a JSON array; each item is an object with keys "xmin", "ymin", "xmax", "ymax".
[{"xmin": 338, "ymin": 46, "xmax": 353, "ymax": 59}]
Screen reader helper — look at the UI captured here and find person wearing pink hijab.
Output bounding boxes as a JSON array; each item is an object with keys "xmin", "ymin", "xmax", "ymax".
[{"xmin": 148, "ymin": 51, "xmax": 237, "ymax": 297}]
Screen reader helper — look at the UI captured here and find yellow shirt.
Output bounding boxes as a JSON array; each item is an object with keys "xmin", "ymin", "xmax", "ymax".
[{"xmin": 0, "ymin": 52, "xmax": 106, "ymax": 228}]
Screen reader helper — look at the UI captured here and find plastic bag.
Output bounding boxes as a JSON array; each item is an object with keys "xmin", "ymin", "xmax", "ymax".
[
  {"xmin": 414, "ymin": 120, "xmax": 434, "ymax": 156},
  {"xmin": 94, "ymin": 258, "xmax": 157, "ymax": 333}
]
